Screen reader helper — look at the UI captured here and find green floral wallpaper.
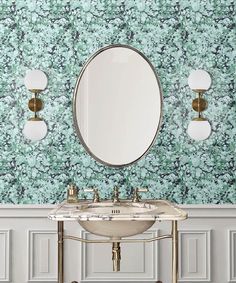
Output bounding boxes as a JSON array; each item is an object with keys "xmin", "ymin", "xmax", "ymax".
[{"xmin": 0, "ymin": 0, "xmax": 235, "ymax": 204}]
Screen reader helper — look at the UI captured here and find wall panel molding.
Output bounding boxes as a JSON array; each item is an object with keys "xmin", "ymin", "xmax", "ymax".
[
  {"xmin": 179, "ymin": 230, "xmax": 211, "ymax": 282},
  {"xmin": 28, "ymin": 230, "xmax": 57, "ymax": 282},
  {"xmin": 229, "ymin": 230, "xmax": 236, "ymax": 282},
  {"xmin": 0, "ymin": 230, "xmax": 11, "ymax": 283}
]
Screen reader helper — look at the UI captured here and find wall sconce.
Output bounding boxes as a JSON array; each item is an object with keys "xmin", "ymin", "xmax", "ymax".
[
  {"xmin": 187, "ymin": 69, "xmax": 212, "ymax": 141},
  {"xmin": 23, "ymin": 70, "xmax": 48, "ymax": 141}
]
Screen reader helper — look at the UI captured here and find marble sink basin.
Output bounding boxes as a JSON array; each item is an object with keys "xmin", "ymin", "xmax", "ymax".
[{"xmin": 49, "ymin": 200, "xmax": 187, "ymax": 239}]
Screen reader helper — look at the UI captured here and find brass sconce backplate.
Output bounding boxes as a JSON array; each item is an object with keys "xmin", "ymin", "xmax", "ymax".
[
  {"xmin": 28, "ymin": 98, "xmax": 43, "ymax": 112},
  {"xmin": 192, "ymin": 97, "xmax": 208, "ymax": 112}
]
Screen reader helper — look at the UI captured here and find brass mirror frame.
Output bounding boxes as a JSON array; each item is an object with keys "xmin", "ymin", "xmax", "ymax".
[{"xmin": 72, "ymin": 44, "xmax": 163, "ymax": 168}]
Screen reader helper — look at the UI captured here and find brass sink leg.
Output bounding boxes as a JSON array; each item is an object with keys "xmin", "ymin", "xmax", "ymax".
[
  {"xmin": 112, "ymin": 242, "xmax": 121, "ymax": 272},
  {"xmin": 58, "ymin": 221, "xmax": 64, "ymax": 283},
  {"xmin": 172, "ymin": 220, "xmax": 178, "ymax": 283}
]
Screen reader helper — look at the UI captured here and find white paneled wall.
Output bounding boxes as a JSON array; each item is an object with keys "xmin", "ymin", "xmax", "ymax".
[{"xmin": 0, "ymin": 205, "xmax": 235, "ymax": 283}]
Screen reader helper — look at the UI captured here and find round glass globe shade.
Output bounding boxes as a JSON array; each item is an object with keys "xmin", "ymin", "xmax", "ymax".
[
  {"xmin": 188, "ymin": 69, "xmax": 211, "ymax": 91},
  {"xmin": 187, "ymin": 120, "xmax": 211, "ymax": 141},
  {"xmin": 23, "ymin": 119, "xmax": 48, "ymax": 141},
  {"xmin": 24, "ymin": 69, "xmax": 48, "ymax": 91}
]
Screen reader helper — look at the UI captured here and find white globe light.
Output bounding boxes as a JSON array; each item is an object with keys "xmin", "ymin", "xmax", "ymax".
[
  {"xmin": 187, "ymin": 119, "xmax": 211, "ymax": 141},
  {"xmin": 23, "ymin": 119, "xmax": 48, "ymax": 141},
  {"xmin": 24, "ymin": 69, "xmax": 48, "ymax": 91},
  {"xmin": 188, "ymin": 69, "xmax": 212, "ymax": 91}
]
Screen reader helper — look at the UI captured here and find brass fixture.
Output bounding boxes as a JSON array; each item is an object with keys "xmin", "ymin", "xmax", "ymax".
[
  {"xmin": 27, "ymin": 90, "xmax": 45, "ymax": 122},
  {"xmin": 112, "ymin": 186, "xmax": 120, "ymax": 203},
  {"xmin": 23, "ymin": 69, "xmax": 48, "ymax": 141},
  {"xmin": 132, "ymin": 188, "xmax": 148, "ymax": 202},
  {"xmin": 57, "ymin": 222, "xmax": 178, "ymax": 282},
  {"xmin": 112, "ymin": 242, "xmax": 121, "ymax": 272},
  {"xmin": 67, "ymin": 184, "xmax": 79, "ymax": 203},
  {"xmin": 192, "ymin": 94, "xmax": 208, "ymax": 113},
  {"xmin": 172, "ymin": 221, "xmax": 178, "ymax": 283},
  {"xmin": 192, "ymin": 90, "xmax": 208, "ymax": 119},
  {"xmin": 58, "ymin": 221, "xmax": 64, "ymax": 283},
  {"xmin": 187, "ymin": 88, "xmax": 212, "ymax": 140},
  {"xmin": 28, "ymin": 95, "xmax": 43, "ymax": 112},
  {"xmin": 84, "ymin": 188, "xmax": 100, "ymax": 202},
  {"xmin": 187, "ymin": 69, "xmax": 212, "ymax": 141},
  {"xmin": 63, "ymin": 234, "xmax": 172, "ymax": 244}
]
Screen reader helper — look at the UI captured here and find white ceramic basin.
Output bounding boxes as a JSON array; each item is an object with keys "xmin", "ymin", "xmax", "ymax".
[
  {"xmin": 49, "ymin": 200, "xmax": 187, "ymax": 239},
  {"xmin": 78, "ymin": 202, "xmax": 156, "ymax": 238},
  {"xmin": 80, "ymin": 219, "xmax": 154, "ymax": 238}
]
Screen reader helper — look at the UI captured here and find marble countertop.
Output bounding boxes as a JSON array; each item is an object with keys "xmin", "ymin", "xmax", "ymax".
[{"xmin": 48, "ymin": 200, "xmax": 188, "ymax": 222}]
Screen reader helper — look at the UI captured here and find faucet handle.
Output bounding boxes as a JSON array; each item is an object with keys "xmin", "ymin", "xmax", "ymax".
[
  {"xmin": 113, "ymin": 186, "xmax": 119, "ymax": 193},
  {"xmin": 84, "ymin": 188, "xmax": 100, "ymax": 203},
  {"xmin": 67, "ymin": 184, "xmax": 79, "ymax": 203},
  {"xmin": 113, "ymin": 186, "xmax": 120, "ymax": 203},
  {"xmin": 132, "ymin": 188, "xmax": 148, "ymax": 202}
]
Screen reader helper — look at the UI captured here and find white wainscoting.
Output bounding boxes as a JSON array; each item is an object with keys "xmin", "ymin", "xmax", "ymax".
[{"xmin": 0, "ymin": 204, "xmax": 235, "ymax": 283}]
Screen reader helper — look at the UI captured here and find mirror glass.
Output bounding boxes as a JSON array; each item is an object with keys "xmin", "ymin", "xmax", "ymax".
[{"xmin": 73, "ymin": 45, "xmax": 163, "ymax": 167}]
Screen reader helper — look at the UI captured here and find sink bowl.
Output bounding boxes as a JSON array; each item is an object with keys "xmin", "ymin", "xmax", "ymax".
[
  {"xmin": 49, "ymin": 200, "xmax": 187, "ymax": 239},
  {"xmin": 80, "ymin": 219, "xmax": 154, "ymax": 238},
  {"xmin": 78, "ymin": 202, "xmax": 156, "ymax": 238}
]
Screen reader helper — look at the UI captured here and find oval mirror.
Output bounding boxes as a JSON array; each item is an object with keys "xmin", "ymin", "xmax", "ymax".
[{"xmin": 73, "ymin": 45, "xmax": 163, "ymax": 167}]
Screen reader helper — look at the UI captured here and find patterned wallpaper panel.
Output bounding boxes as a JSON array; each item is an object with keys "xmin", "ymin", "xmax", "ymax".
[{"xmin": 0, "ymin": 0, "xmax": 235, "ymax": 204}]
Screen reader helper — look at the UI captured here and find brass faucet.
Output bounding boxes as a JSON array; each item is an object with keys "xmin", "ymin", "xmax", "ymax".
[
  {"xmin": 132, "ymin": 188, "xmax": 148, "ymax": 202},
  {"xmin": 67, "ymin": 184, "xmax": 79, "ymax": 203},
  {"xmin": 112, "ymin": 186, "xmax": 120, "ymax": 203},
  {"xmin": 84, "ymin": 188, "xmax": 100, "ymax": 202}
]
